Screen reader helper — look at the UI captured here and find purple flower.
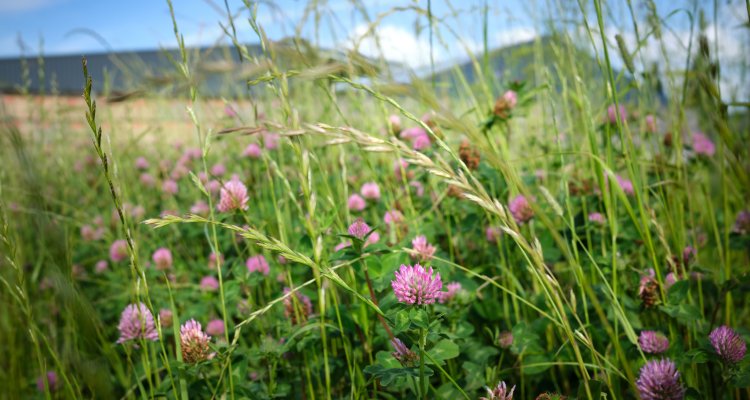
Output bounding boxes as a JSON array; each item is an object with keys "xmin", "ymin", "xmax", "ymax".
[
  {"xmin": 588, "ymin": 212, "xmax": 606, "ymax": 225},
  {"xmin": 95, "ymin": 260, "xmax": 108, "ymax": 274},
  {"xmin": 639, "ymin": 331, "xmax": 669, "ymax": 354},
  {"xmin": 36, "ymin": 371, "xmax": 58, "ymax": 392},
  {"xmin": 171, "ymin": 164, "xmax": 188, "ymax": 180},
  {"xmin": 159, "ymin": 309, "xmax": 173, "ymax": 328},
  {"xmin": 645, "ymin": 114, "xmax": 657, "ymax": 133},
  {"xmin": 152, "ymin": 247, "xmax": 173, "ymax": 270},
  {"xmin": 135, "ymin": 157, "xmax": 150, "ymax": 170},
  {"xmin": 391, "ymin": 338, "xmax": 419, "ymax": 367},
  {"xmin": 224, "ymin": 104, "xmax": 238, "ymax": 118},
  {"xmin": 360, "ymin": 182, "xmax": 381, "ymax": 200},
  {"xmin": 109, "ymin": 239, "xmax": 128, "ymax": 263},
  {"xmin": 439, "ymin": 281, "xmax": 462, "ymax": 303},
  {"xmin": 709, "ymin": 325, "xmax": 746, "ymax": 364},
  {"xmin": 180, "ymin": 319, "xmax": 212, "ymax": 363},
  {"xmin": 682, "ymin": 246, "xmax": 696, "ymax": 264},
  {"xmin": 692, "ymin": 132, "xmax": 715, "ymax": 157},
  {"xmin": 190, "ymin": 200, "xmax": 210, "ymax": 216},
  {"xmin": 412, "ymin": 133, "xmax": 431, "ymax": 150},
  {"xmin": 334, "ymin": 241, "xmax": 351, "ymax": 252},
  {"xmin": 665, "ymin": 272, "xmax": 678, "ymax": 289},
  {"xmin": 393, "ymin": 159, "xmax": 412, "ymax": 179},
  {"xmin": 347, "ymin": 194, "xmax": 366, "ymax": 211},
  {"xmin": 607, "ymin": 104, "xmax": 627, "ymax": 124},
  {"xmin": 243, "ymin": 143, "xmax": 262, "ymax": 159},
  {"xmin": 384, "ymin": 210, "xmax": 404, "ymax": 226},
  {"xmin": 409, "ymin": 180, "xmax": 425, "ymax": 196},
  {"xmin": 208, "ymin": 252, "xmax": 224, "ymax": 269},
  {"xmin": 486, "ymin": 226, "xmax": 502, "ymax": 243},
  {"xmin": 263, "ymin": 132, "xmax": 279, "ymax": 150},
  {"xmin": 365, "ymin": 232, "xmax": 380, "ymax": 247},
  {"xmin": 211, "ymin": 163, "xmax": 226, "ymax": 177},
  {"xmin": 615, "ymin": 174, "xmax": 635, "ymax": 196},
  {"xmin": 117, "ymin": 303, "xmax": 159, "ymax": 344},
  {"xmin": 411, "ymin": 235, "xmax": 436, "ymax": 261},
  {"xmin": 205, "ymin": 319, "xmax": 225, "ymax": 337},
  {"xmin": 480, "ymin": 380, "xmax": 515, "ymax": 400},
  {"xmin": 348, "ymin": 219, "xmax": 371, "ymax": 240},
  {"xmin": 162, "ymin": 179, "xmax": 179, "ymax": 195},
  {"xmin": 206, "ymin": 179, "xmax": 221, "ymax": 194},
  {"xmin": 80, "ymin": 225, "xmax": 95, "ymax": 241},
  {"xmin": 200, "ymin": 276, "xmax": 219, "ymax": 291},
  {"xmin": 502, "ymin": 90, "xmax": 518, "ymax": 109},
  {"xmin": 183, "ymin": 147, "xmax": 201, "ymax": 160},
  {"xmin": 391, "ymin": 263, "xmax": 442, "ymax": 305},
  {"xmin": 131, "ymin": 205, "xmax": 145, "ymax": 220},
  {"xmin": 139, "ymin": 173, "xmax": 156, "ymax": 187},
  {"xmin": 493, "ymin": 90, "xmax": 518, "ymax": 118},
  {"xmin": 636, "ymin": 359, "xmax": 685, "ymax": 400},
  {"xmin": 733, "ymin": 210, "xmax": 750, "ymax": 234},
  {"xmin": 498, "ymin": 331, "xmax": 513, "ymax": 349},
  {"xmin": 400, "ymin": 127, "xmax": 426, "ymax": 140},
  {"xmin": 509, "ymin": 195, "xmax": 534, "ymax": 224},
  {"xmin": 246, "ymin": 255, "xmax": 270, "ymax": 276},
  {"xmin": 217, "ymin": 178, "xmax": 249, "ymax": 212}
]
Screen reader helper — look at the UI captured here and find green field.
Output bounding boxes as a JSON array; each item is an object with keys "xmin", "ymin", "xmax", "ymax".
[{"xmin": 1, "ymin": 1, "xmax": 749, "ymax": 399}]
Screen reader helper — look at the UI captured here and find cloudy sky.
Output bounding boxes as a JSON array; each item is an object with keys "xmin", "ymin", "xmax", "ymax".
[{"xmin": 0, "ymin": 0, "xmax": 747, "ymax": 98}]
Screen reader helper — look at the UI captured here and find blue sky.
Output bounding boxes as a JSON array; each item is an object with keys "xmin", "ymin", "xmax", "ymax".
[
  {"xmin": 0, "ymin": 0, "xmax": 746, "ymax": 98},
  {"xmin": 0, "ymin": 0, "xmax": 704, "ymax": 59}
]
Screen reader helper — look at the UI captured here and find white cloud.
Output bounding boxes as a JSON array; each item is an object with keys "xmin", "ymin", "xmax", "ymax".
[
  {"xmin": 0, "ymin": 0, "xmax": 64, "ymax": 13},
  {"xmin": 581, "ymin": 6, "xmax": 749, "ymax": 103},
  {"xmin": 346, "ymin": 24, "xmax": 445, "ymax": 69},
  {"xmin": 345, "ymin": 23, "xmax": 539, "ymax": 70},
  {"xmin": 493, "ymin": 26, "xmax": 537, "ymax": 48}
]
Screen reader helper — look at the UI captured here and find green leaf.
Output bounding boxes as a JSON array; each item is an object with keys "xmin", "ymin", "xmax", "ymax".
[
  {"xmin": 659, "ymin": 303, "xmax": 701, "ymax": 325},
  {"xmin": 520, "ymin": 354, "xmax": 551, "ymax": 375},
  {"xmin": 462, "ymin": 361, "xmax": 484, "ymax": 391},
  {"xmin": 393, "ymin": 310, "xmax": 410, "ymax": 335},
  {"xmin": 435, "ymin": 382, "xmax": 462, "ymax": 399},
  {"xmin": 409, "ymin": 308, "xmax": 430, "ymax": 330},
  {"xmin": 455, "ymin": 321, "xmax": 475, "ymax": 339},
  {"xmin": 366, "ymin": 257, "xmax": 383, "ymax": 279},
  {"xmin": 667, "ymin": 280, "xmax": 690, "ymax": 304},
  {"xmin": 511, "ymin": 322, "xmax": 543, "ymax": 355},
  {"xmin": 731, "ymin": 370, "xmax": 750, "ymax": 388},
  {"xmin": 363, "ymin": 364, "xmax": 433, "ymax": 386},
  {"xmin": 427, "ymin": 340, "xmax": 459, "ymax": 363},
  {"xmin": 682, "ymin": 348, "xmax": 709, "ymax": 364}
]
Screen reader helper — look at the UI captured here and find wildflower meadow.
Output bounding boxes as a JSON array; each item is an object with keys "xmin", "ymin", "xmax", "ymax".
[{"xmin": 1, "ymin": 0, "xmax": 749, "ymax": 399}]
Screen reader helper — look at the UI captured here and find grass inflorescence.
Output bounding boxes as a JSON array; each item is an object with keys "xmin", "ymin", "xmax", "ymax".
[{"xmin": 0, "ymin": 1, "xmax": 749, "ymax": 399}]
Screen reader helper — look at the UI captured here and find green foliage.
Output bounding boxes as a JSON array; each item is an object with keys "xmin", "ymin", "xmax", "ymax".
[{"xmin": 0, "ymin": 0, "xmax": 749, "ymax": 399}]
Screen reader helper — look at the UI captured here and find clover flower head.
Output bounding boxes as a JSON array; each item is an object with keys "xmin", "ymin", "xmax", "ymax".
[
  {"xmin": 117, "ymin": 303, "xmax": 159, "ymax": 344},
  {"xmin": 391, "ymin": 263, "xmax": 442, "ymax": 305},
  {"xmin": 636, "ymin": 359, "xmax": 685, "ymax": 400},
  {"xmin": 639, "ymin": 331, "xmax": 670, "ymax": 354},
  {"xmin": 709, "ymin": 325, "xmax": 746, "ymax": 364},
  {"xmin": 480, "ymin": 380, "xmax": 515, "ymax": 400}
]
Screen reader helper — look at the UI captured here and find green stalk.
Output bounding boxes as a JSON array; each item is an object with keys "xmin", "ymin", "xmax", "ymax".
[{"xmin": 419, "ymin": 325, "xmax": 427, "ymax": 400}]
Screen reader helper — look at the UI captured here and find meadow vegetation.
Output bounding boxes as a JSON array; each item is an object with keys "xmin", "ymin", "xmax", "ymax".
[{"xmin": 1, "ymin": 0, "xmax": 749, "ymax": 399}]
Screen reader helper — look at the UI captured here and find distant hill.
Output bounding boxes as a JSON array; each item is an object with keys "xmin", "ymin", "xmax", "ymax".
[
  {"xmin": 0, "ymin": 35, "xmax": 664, "ymax": 104},
  {"xmin": 428, "ymin": 35, "xmax": 666, "ymax": 105},
  {"xmin": 0, "ymin": 44, "xmax": 265, "ymax": 97}
]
